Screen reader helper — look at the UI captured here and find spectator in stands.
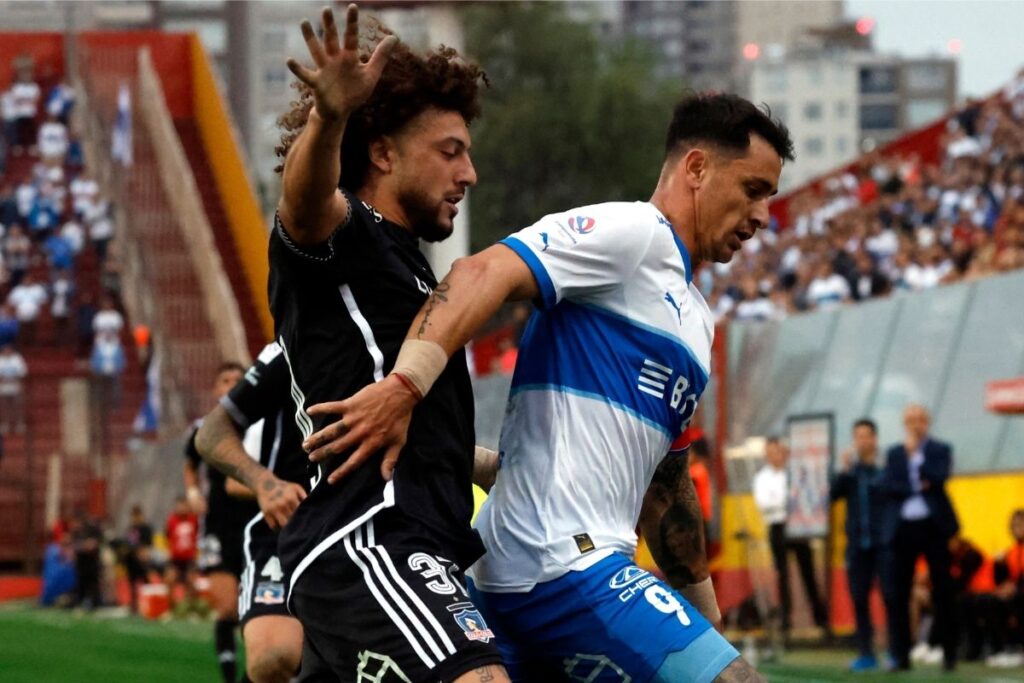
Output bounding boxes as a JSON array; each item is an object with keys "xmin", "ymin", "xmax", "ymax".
[
  {"xmin": 92, "ymin": 294, "xmax": 124, "ymax": 345},
  {"xmin": 2, "ymin": 223, "xmax": 31, "ymax": 287},
  {"xmin": 86, "ymin": 199, "xmax": 114, "ymax": 263},
  {"xmin": 806, "ymin": 260, "xmax": 850, "ymax": 310},
  {"xmin": 733, "ymin": 275, "xmax": 777, "ymax": 322},
  {"xmin": 7, "ymin": 270, "xmax": 48, "ymax": 344},
  {"xmin": 70, "ymin": 169, "xmax": 99, "ymax": 219},
  {"xmin": 989, "ymin": 509, "xmax": 1024, "ymax": 668},
  {"xmin": 0, "ymin": 343, "xmax": 27, "ymax": 434},
  {"xmin": 830, "ymin": 418, "xmax": 886, "ymax": 672},
  {"xmin": 28, "ymin": 182, "xmax": 61, "ymax": 241},
  {"xmin": 45, "ymin": 79, "xmax": 75, "ymax": 125},
  {"xmin": 37, "ymin": 112, "xmax": 68, "ymax": 165},
  {"xmin": 0, "ymin": 303, "xmax": 18, "ymax": 347},
  {"xmin": 123, "ymin": 504, "xmax": 153, "ymax": 614},
  {"xmin": 50, "ymin": 268, "xmax": 74, "ymax": 345},
  {"xmin": 850, "ymin": 251, "xmax": 890, "ymax": 301},
  {"xmin": 0, "ymin": 183, "xmax": 17, "ymax": 227},
  {"xmin": 90, "ymin": 331, "xmax": 126, "ymax": 411},
  {"xmin": 754, "ymin": 436, "xmax": 829, "ymax": 634},
  {"xmin": 43, "ymin": 231, "xmax": 74, "ymax": 274},
  {"xmin": 75, "ymin": 291, "xmax": 97, "ymax": 358},
  {"xmin": 59, "ymin": 214, "xmax": 85, "ymax": 256},
  {"xmin": 9, "ymin": 64, "xmax": 41, "ymax": 153},
  {"xmin": 70, "ymin": 510, "xmax": 104, "ymax": 610},
  {"xmin": 880, "ymin": 404, "xmax": 960, "ymax": 672},
  {"xmin": 0, "ymin": 88, "xmax": 16, "ymax": 171}
]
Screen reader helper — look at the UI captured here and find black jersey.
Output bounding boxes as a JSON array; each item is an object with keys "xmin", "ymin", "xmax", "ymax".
[
  {"xmin": 184, "ymin": 421, "xmax": 260, "ymax": 543},
  {"xmin": 220, "ymin": 341, "xmax": 306, "ymax": 487},
  {"xmin": 268, "ymin": 189, "xmax": 481, "ymax": 581}
]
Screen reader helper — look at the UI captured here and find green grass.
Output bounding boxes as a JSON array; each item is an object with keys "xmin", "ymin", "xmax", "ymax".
[{"xmin": 1, "ymin": 602, "xmax": 1023, "ymax": 682}]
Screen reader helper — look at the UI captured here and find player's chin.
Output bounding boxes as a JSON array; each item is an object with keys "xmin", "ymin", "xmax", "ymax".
[
  {"xmin": 417, "ymin": 216, "xmax": 454, "ymax": 243},
  {"xmin": 713, "ymin": 244, "xmax": 740, "ymax": 264}
]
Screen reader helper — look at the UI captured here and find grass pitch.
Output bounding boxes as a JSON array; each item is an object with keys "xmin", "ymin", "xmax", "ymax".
[{"xmin": 1, "ymin": 602, "xmax": 1023, "ymax": 682}]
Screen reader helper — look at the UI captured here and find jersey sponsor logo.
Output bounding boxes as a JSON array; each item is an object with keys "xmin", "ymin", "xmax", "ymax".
[
  {"xmin": 637, "ymin": 358, "xmax": 672, "ymax": 399},
  {"xmin": 616, "ymin": 574, "xmax": 659, "ymax": 603},
  {"xmin": 663, "ymin": 291, "xmax": 683, "ymax": 324},
  {"xmin": 608, "ymin": 565, "xmax": 650, "ymax": 590},
  {"xmin": 447, "ymin": 603, "xmax": 495, "ymax": 643},
  {"xmin": 253, "ymin": 581, "xmax": 285, "ymax": 605},
  {"xmin": 569, "ymin": 215, "xmax": 596, "ymax": 234}
]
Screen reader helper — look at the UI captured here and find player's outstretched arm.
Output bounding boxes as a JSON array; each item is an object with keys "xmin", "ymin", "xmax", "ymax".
[
  {"xmin": 304, "ymin": 244, "xmax": 539, "ymax": 484},
  {"xmin": 639, "ymin": 453, "xmax": 721, "ymax": 625},
  {"xmin": 196, "ymin": 405, "xmax": 306, "ymax": 529},
  {"xmin": 279, "ymin": 4, "xmax": 397, "ymax": 245}
]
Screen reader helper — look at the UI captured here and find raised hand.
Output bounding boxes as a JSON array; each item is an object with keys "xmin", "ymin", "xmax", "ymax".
[{"xmin": 286, "ymin": 4, "xmax": 398, "ymax": 121}]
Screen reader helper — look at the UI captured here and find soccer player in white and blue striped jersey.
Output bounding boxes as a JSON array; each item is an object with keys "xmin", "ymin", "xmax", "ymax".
[{"xmin": 306, "ymin": 93, "xmax": 793, "ymax": 682}]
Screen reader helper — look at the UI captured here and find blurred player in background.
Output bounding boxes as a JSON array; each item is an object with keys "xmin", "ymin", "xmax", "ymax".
[
  {"xmin": 195, "ymin": 342, "xmax": 308, "ymax": 683},
  {"xmin": 306, "ymin": 92, "xmax": 793, "ymax": 682},
  {"xmin": 164, "ymin": 495, "xmax": 199, "ymax": 610},
  {"xmin": 270, "ymin": 5, "xmax": 506, "ymax": 681},
  {"xmin": 183, "ymin": 361, "xmax": 259, "ymax": 683}
]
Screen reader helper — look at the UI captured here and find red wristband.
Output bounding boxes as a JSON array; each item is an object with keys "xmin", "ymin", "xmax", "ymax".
[{"xmin": 391, "ymin": 372, "xmax": 423, "ymax": 400}]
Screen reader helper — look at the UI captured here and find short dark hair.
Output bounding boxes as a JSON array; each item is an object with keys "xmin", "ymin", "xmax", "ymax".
[
  {"xmin": 665, "ymin": 92, "xmax": 794, "ymax": 163},
  {"xmin": 853, "ymin": 418, "xmax": 877, "ymax": 434},
  {"xmin": 1012, "ymin": 509, "xmax": 1024, "ymax": 521},
  {"xmin": 217, "ymin": 361, "xmax": 246, "ymax": 376},
  {"xmin": 765, "ymin": 435, "xmax": 782, "ymax": 446}
]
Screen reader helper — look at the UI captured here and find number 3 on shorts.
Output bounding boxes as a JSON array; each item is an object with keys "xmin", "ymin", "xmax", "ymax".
[{"xmin": 644, "ymin": 584, "xmax": 691, "ymax": 627}]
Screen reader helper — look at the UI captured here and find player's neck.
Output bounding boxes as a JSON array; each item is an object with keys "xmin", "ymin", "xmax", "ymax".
[
  {"xmin": 354, "ymin": 184, "xmax": 413, "ymax": 233},
  {"xmin": 649, "ymin": 186, "xmax": 701, "ymax": 270}
]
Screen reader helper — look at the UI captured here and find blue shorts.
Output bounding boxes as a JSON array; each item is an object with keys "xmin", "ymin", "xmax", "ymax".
[{"xmin": 467, "ymin": 553, "xmax": 739, "ymax": 682}]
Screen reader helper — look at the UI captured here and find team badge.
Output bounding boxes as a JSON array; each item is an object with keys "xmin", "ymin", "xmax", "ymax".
[
  {"xmin": 448, "ymin": 604, "xmax": 494, "ymax": 643},
  {"xmin": 608, "ymin": 566, "xmax": 649, "ymax": 590},
  {"xmin": 254, "ymin": 581, "xmax": 285, "ymax": 605}
]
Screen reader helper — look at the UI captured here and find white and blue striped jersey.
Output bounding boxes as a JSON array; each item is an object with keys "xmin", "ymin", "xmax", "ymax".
[{"xmin": 470, "ymin": 201, "xmax": 714, "ymax": 592}]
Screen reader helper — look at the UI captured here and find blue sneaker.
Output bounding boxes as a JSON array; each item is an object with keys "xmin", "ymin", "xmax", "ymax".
[{"xmin": 850, "ymin": 654, "xmax": 879, "ymax": 672}]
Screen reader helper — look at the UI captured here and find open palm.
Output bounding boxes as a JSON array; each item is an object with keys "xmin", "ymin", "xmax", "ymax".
[{"xmin": 287, "ymin": 4, "xmax": 397, "ymax": 121}]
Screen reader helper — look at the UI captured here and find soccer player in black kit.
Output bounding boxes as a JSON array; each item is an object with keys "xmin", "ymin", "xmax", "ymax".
[
  {"xmin": 184, "ymin": 362, "xmax": 260, "ymax": 683},
  {"xmin": 270, "ymin": 5, "xmax": 508, "ymax": 682},
  {"xmin": 196, "ymin": 342, "xmax": 308, "ymax": 683}
]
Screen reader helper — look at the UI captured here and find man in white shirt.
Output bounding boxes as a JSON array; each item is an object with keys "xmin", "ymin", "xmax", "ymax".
[
  {"xmin": 7, "ymin": 272, "xmax": 48, "ymax": 344},
  {"xmin": 753, "ymin": 437, "xmax": 828, "ymax": 633},
  {"xmin": 10, "ymin": 73, "xmax": 40, "ymax": 152},
  {"xmin": 0, "ymin": 344, "xmax": 27, "ymax": 434},
  {"xmin": 806, "ymin": 261, "xmax": 850, "ymax": 310},
  {"xmin": 37, "ymin": 114, "xmax": 69, "ymax": 164},
  {"xmin": 92, "ymin": 295, "xmax": 124, "ymax": 345}
]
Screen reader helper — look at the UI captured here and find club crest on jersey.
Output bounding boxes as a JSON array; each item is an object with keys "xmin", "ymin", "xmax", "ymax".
[
  {"xmin": 449, "ymin": 605, "xmax": 494, "ymax": 643},
  {"xmin": 569, "ymin": 216, "xmax": 596, "ymax": 234},
  {"xmin": 254, "ymin": 581, "xmax": 285, "ymax": 605},
  {"xmin": 609, "ymin": 566, "xmax": 650, "ymax": 589}
]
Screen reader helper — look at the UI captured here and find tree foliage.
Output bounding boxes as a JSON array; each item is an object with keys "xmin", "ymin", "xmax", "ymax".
[{"xmin": 462, "ymin": 2, "xmax": 684, "ymax": 251}]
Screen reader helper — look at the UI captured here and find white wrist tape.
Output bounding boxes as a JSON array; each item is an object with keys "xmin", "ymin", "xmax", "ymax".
[
  {"xmin": 681, "ymin": 577, "xmax": 721, "ymax": 623},
  {"xmin": 391, "ymin": 339, "xmax": 448, "ymax": 399}
]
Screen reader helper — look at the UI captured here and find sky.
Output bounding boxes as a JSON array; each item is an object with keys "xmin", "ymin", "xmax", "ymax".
[{"xmin": 845, "ymin": 0, "xmax": 1024, "ymax": 98}]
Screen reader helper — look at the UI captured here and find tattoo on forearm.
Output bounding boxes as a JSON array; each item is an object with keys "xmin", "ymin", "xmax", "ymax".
[
  {"xmin": 714, "ymin": 658, "xmax": 763, "ymax": 682},
  {"xmin": 197, "ymin": 411, "xmax": 266, "ymax": 490},
  {"xmin": 644, "ymin": 455, "xmax": 708, "ymax": 587},
  {"xmin": 416, "ymin": 280, "xmax": 450, "ymax": 338}
]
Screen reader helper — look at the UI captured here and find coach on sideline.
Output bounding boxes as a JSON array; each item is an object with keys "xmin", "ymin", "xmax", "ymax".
[{"xmin": 880, "ymin": 404, "xmax": 959, "ymax": 672}]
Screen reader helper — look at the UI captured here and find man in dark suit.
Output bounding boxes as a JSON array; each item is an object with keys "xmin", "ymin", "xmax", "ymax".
[
  {"xmin": 830, "ymin": 418, "xmax": 886, "ymax": 672},
  {"xmin": 880, "ymin": 404, "xmax": 960, "ymax": 671}
]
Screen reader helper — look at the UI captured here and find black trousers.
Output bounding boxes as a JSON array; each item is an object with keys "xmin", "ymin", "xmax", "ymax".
[
  {"xmin": 769, "ymin": 523, "xmax": 828, "ymax": 629},
  {"xmin": 847, "ymin": 545, "xmax": 883, "ymax": 656},
  {"xmin": 75, "ymin": 552, "xmax": 101, "ymax": 609},
  {"xmin": 885, "ymin": 518, "xmax": 957, "ymax": 668}
]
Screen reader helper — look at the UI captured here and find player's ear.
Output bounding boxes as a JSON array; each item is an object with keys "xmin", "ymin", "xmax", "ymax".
[
  {"xmin": 368, "ymin": 137, "xmax": 394, "ymax": 175},
  {"xmin": 683, "ymin": 148, "xmax": 708, "ymax": 190}
]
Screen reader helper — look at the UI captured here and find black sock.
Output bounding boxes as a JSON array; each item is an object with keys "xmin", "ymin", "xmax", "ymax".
[{"xmin": 214, "ymin": 618, "xmax": 237, "ymax": 683}]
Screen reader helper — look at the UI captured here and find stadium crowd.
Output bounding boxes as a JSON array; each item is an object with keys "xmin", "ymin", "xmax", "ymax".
[
  {"xmin": 706, "ymin": 72, "xmax": 1024, "ymax": 323},
  {"xmin": 0, "ymin": 55, "xmax": 134, "ymax": 433}
]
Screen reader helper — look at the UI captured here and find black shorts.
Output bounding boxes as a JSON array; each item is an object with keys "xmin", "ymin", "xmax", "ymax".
[
  {"xmin": 199, "ymin": 526, "xmax": 245, "ymax": 578},
  {"xmin": 239, "ymin": 512, "xmax": 291, "ymax": 627},
  {"xmin": 292, "ymin": 509, "xmax": 503, "ymax": 683}
]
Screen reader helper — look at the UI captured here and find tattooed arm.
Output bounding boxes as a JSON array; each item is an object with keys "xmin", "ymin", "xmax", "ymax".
[
  {"xmin": 639, "ymin": 452, "xmax": 710, "ymax": 587},
  {"xmin": 303, "ymin": 244, "xmax": 539, "ymax": 483},
  {"xmin": 195, "ymin": 405, "xmax": 306, "ymax": 529}
]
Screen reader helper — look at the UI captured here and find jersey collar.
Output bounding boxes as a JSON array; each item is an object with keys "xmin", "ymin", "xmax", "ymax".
[{"xmin": 651, "ymin": 205, "xmax": 693, "ymax": 286}]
